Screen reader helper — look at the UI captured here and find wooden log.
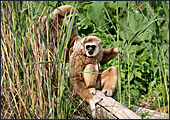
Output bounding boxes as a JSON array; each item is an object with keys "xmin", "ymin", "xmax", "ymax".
[
  {"xmin": 135, "ymin": 106, "xmax": 169, "ymax": 119},
  {"xmin": 95, "ymin": 90, "xmax": 141, "ymax": 119}
]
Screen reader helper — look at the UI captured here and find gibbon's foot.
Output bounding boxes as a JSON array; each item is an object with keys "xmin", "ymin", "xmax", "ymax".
[
  {"xmin": 89, "ymin": 95, "xmax": 103, "ymax": 119},
  {"xmin": 88, "ymin": 88, "xmax": 96, "ymax": 95},
  {"xmin": 102, "ymin": 89, "xmax": 113, "ymax": 97}
]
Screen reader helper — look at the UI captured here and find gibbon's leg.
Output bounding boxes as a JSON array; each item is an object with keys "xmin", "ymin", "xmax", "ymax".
[
  {"xmin": 100, "ymin": 66, "xmax": 118, "ymax": 97},
  {"xmin": 83, "ymin": 64, "xmax": 98, "ymax": 95},
  {"xmin": 71, "ymin": 77, "xmax": 102, "ymax": 118}
]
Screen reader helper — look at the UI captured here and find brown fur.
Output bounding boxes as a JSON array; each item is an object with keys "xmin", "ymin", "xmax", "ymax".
[
  {"xmin": 70, "ymin": 36, "xmax": 103, "ymax": 94},
  {"xmin": 35, "ymin": 5, "xmax": 79, "ymax": 104},
  {"xmin": 36, "ymin": 5, "xmax": 80, "ymax": 89},
  {"xmin": 69, "ymin": 36, "xmax": 124, "ymax": 118},
  {"xmin": 70, "ymin": 36, "xmax": 122, "ymax": 97},
  {"xmin": 38, "ymin": 5, "xmax": 78, "ymax": 61}
]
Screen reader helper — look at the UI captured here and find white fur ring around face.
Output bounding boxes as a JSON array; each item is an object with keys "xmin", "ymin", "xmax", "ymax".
[{"xmin": 83, "ymin": 43, "xmax": 100, "ymax": 57}]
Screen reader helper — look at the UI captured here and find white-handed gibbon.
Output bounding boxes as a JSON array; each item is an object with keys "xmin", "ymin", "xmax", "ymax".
[
  {"xmin": 69, "ymin": 36, "xmax": 124, "ymax": 118},
  {"xmin": 38, "ymin": 5, "xmax": 79, "ymax": 62},
  {"xmin": 36, "ymin": 5, "xmax": 80, "ymax": 109},
  {"xmin": 36, "ymin": 5, "xmax": 80, "ymax": 87}
]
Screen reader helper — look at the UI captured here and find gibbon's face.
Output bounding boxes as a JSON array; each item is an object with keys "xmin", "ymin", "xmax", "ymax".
[
  {"xmin": 82, "ymin": 36, "xmax": 102, "ymax": 57},
  {"xmin": 50, "ymin": 5, "xmax": 78, "ymax": 27},
  {"xmin": 84, "ymin": 43, "xmax": 98, "ymax": 56}
]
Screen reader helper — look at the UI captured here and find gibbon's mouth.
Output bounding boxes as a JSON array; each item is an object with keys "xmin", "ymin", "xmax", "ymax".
[{"xmin": 88, "ymin": 50, "xmax": 94, "ymax": 55}]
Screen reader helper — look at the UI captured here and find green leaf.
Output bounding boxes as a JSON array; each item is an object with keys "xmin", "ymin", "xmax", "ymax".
[
  {"xmin": 131, "ymin": 89, "xmax": 139, "ymax": 97},
  {"xmin": 129, "ymin": 14, "xmax": 158, "ymax": 45},
  {"xmin": 87, "ymin": 1, "xmax": 105, "ymax": 27},
  {"xmin": 117, "ymin": 1, "xmax": 127, "ymax": 8},
  {"xmin": 162, "ymin": 1, "xmax": 169, "ymax": 19},
  {"xmin": 104, "ymin": 1, "xmax": 115, "ymax": 9},
  {"xmin": 112, "ymin": 1, "xmax": 127, "ymax": 9},
  {"xmin": 134, "ymin": 70, "xmax": 142, "ymax": 79}
]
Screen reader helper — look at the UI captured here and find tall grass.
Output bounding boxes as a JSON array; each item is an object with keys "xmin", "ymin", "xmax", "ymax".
[
  {"xmin": 98, "ymin": 1, "xmax": 169, "ymax": 118},
  {"xmin": 118, "ymin": 1, "xmax": 169, "ymax": 117},
  {"xmin": 116, "ymin": 1, "xmax": 122, "ymax": 104},
  {"xmin": 1, "ymin": 1, "xmax": 84, "ymax": 119},
  {"xmin": 1, "ymin": 1, "xmax": 169, "ymax": 119}
]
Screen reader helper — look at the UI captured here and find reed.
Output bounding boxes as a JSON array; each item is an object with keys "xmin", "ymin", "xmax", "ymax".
[{"xmin": 1, "ymin": 1, "xmax": 169, "ymax": 119}]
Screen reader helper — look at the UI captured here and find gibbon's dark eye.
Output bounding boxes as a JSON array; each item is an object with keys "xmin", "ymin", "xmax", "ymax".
[
  {"xmin": 91, "ymin": 45, "xmax": 96, "ymax": 50},
  {"xmin": 86, "ymin": 45, "xmax": 90, "ymax": 49},
  {"xmin": 58, "ymin": 14, "xmax": 64, "ymax": 18}
]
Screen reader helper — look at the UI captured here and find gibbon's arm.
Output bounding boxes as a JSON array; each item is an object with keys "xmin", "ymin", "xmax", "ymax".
[{"xmin": 100, "ymin": 47, "xmax": 124, "ymax": 66}]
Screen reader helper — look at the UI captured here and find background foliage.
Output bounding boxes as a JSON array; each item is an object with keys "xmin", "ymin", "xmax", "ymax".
[{"xmin": 1, "ymin": 1, "xmax": 169, "ymax": 119}]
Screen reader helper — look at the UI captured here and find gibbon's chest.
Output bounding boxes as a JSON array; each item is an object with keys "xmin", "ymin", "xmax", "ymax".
[{"xmin": 70, "ymin": 50, "xmax": 101, "ymax": 76}]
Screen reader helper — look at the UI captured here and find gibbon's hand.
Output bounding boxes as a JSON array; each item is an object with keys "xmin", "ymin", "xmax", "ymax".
[{"xmin": 119, "ymin": 49, "xmax": 124, "ymax": 61}]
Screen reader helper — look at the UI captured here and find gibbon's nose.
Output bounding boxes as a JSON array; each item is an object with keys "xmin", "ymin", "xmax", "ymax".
[{"xmin": 88, "ymin": 50, "xmax": 94, "ymax": 55}]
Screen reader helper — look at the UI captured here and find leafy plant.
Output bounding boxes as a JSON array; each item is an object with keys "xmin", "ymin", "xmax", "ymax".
[{"xmin": 1, "ymin": 1, "xmax": 169, "ymax": 119}]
